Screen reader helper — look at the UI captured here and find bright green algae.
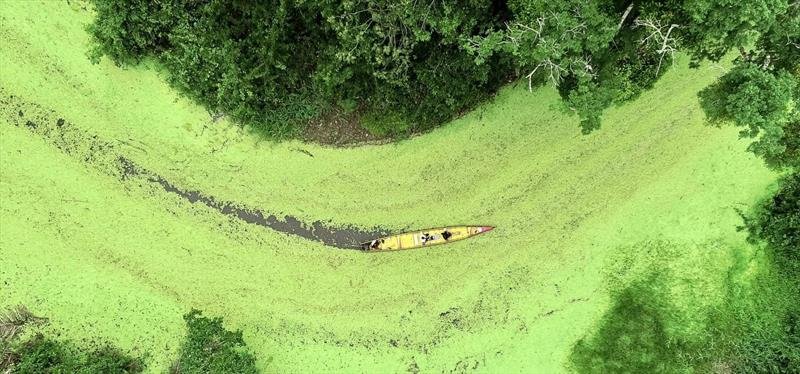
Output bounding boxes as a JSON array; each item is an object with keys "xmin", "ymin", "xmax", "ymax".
[{"xmin": 0, "ymin": 1, "xmax": 778, "ymax": 372}]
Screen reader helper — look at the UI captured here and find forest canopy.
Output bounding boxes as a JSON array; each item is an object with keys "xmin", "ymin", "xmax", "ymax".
[{"xmin": 88, "ymin": 0, "xmax": 799, "ymax": 147}]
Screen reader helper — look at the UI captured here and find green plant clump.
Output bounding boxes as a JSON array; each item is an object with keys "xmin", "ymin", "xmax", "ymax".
[
  {"xmin": 744, "ymin": 172, "xmax": 800, "ymax": 266},
  {"xmin": 1, "ymin": 305, "xmax": 143, "ymax": 374},
  {"xmin": 170, "ymin": 309, "xmax": 258, "ymax": 374},
  {"xmin": 4, "ymin": 333, "xmax": 144, "ymax": 374}
]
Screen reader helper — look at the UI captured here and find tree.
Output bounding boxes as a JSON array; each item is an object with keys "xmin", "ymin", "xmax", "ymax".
[
  {"xmin": 87, "ymin": 0, "xmax": 513, "ymax": 137},
  {"xmin": 87, "ymin": 0, "xmax": 798, "ymax": 139},
  {"xmin": 700, "ymin": 65, "xmax": 798, "ymax": 169},
  {"xmin": 698, "ymin": 2, "xmax": 799, "ymax": 170},
  {"xmin": 743, "ymin": 172, "xmax": 800, "ymax": 266},
  {"xmin": 463, "ymin": 0, "xmax": 623, "ymax": 132}
]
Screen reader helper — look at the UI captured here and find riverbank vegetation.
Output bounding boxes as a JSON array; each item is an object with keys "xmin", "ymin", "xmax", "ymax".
[
  {"xmin": 87, "ymin": 0, "xmax": 798, "ymax": 140},
  {"xmin": 1, "ymin": 305, "xmax": 144, "ymax": 373}
]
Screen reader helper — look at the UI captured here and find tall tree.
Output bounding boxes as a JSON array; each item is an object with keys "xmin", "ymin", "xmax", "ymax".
[{"xmin": 698, "ymin": 1, "xmax": 799, "ymax": 170}]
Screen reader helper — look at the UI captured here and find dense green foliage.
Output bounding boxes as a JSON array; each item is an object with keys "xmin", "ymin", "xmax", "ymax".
[
  {"xmin": 698, "ymin": 4, "xmax": 800, "ymax": 370},
  {"xmin": 2, "ymin": 332, "xmax": 143, "ymax": 374},
  {"xmin": 466, "ymin": 0, "xmax": 670, "ymax": 133},
  {"xmin": 699, "ymin": 9, "xmax": 800, "ymax": 370},
  {"xmin": 698, "ymin": 10, "xmax": 800, "ymax": 370},
  {"xmin": 1, "ymin": 305, "xmax": 143, "ymax": 373},
  {"xmin": 492, "ymin": 0, "xmax": 795, "ymax": 133},
  {"xmin": 743, "ymin": 172, "xmax": 800, "ymax": 266},
  {"xmin": 171, "ymin": 309, "xmax": 257, "ymax": 374},
  {"xmin": 87, "ymin": 0, "xmax": 512, "ymax": 137},
  {"xmin": 9, "ymin": 334, "xmax": 144, "ymax": 374},
  {"xmin": 700, "ymin": 65, "xmax": 798, "ymax": 168},
  {"xmin": 726, "ymin": 181, "xmax": 800, "ymax": 374},
  {"xmin": 698, "ymin": 2, "xmax": 798, "ymax": 170},
  {"xmin": 87, "ymin": 0, "xmax": 798, "ymax": 137},
  {"xmin": 722, "ymin": 268, "xmax": 800, "ymax": 373}
]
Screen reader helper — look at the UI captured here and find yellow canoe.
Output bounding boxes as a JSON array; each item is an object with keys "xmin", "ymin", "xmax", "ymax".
[{"xmin": 361, "ymin": 226, "xmax": 494, "ymax": 252}]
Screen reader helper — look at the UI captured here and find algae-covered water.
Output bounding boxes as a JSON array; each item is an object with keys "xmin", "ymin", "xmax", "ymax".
[{"xmin": 0, "ymin": 1, "xmax": 778, "ymax": 372}]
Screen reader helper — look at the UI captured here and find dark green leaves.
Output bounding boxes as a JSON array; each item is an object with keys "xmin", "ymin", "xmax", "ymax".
[
  {"xmin": 86, "ymin": 0, "xmax": 799, "ymax": 141},
  {"xmin": 701, "ymin": 65, "xmax": 795, "ymax": 135},
  {"xmin": 700, "ymin": 64, "xmax": 797, "ymax": 169},
  {"xmin": 694, "ymin": 1, "xmax": 798, "ymax": 170},
  {"xmin": 743, "ymin": 172, "xmax": 800, "ymax": 265},
  {"xmin": 87, "ymin": 0, "xmax": 511, "ymax": 137},
  {"xmin": 87, "ymin": 0, "xmax": 181, "ymax": 65},
  {"xmin": 5, "ymin": 334, "xmax": 144, "ymax": 374},
  {"xmin": 171, "ymin": 309, "xmax": 258, "ymax": 374},
  {"xmin": 679, "ymin": 0, "xmax": 789, "ymax": 62}
]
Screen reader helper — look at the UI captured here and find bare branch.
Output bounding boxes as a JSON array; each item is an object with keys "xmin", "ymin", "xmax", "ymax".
[
  {"xmin": 564, "ymin": 22, "xmax": 587, "ymax": 39},
  {"xmin": 536, "ymin": 16, "xmax": 546, "ymax": 36},
  {"xmin": 573, "ymin": 56, "xmax": 595, "ymax": 78},
  {"xmin": 657, "ymin": 24, "xmax": 679, "ymax": 74},
  {"xmin": 1, "ymin": 305, "xmax": 47, "ymax": 342},
  {"xmin": 542, "ymin": 58, "xmax": 566, "ymax": 86},
  {"xmin": 616, "ymin": 3, "xmax": 634, "ymax": 33},
  {"xmin": 513, "ymin": 22, "xmax": 536, "ymax": 32},
  {"xmin": 761, "ymin": 54, "xmax": 771, "ymax": 69},
  {"xmin": 524, "ymin": 58, "xmax": 569, "ymax": 91},
  {"xmin": 788, "ymin": 35, "xmax": 800, "ymax": 49},
  {"xmin": 504, "ymin": 17, "xmax": 547, "ymax": 51},
  {"xmin": 634, "ymin": 18, "xmax": 680, "ymax": 74},
  {"xmin": 739, "ymin": 46, "xmax": 751, "ymax": 61},
  {"xmin": 526, "ymin": 63, "xmax": 542, "ymax": 92}
]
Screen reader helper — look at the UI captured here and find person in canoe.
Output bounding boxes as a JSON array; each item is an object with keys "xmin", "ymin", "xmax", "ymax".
[
  {"xmin": 370, "ymin": 239, "xmax": 384, "ymax": 250},
  {"xmin": 421, "ymin": 233, "xmax": 433, "ymax": 244},
  {"xmin": 441, "ymin": 229, "xmax": 452, "ymax": 240}
]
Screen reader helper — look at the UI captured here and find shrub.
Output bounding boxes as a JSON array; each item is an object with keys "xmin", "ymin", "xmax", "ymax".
[
  {"xmin": 730, "ymin": 171, "xmax": 800, "ymax": 373},
  {"xmin": 722, "ymin": 278, "xmax": 800, "ymax": 373},
  {"xmin": 743, "ymin": 172, "xmax": 800, "ymax": 268},
  {"xmin": 170, "ymin": 309, "xmax": 257, "ymax": 374},
  {"xmin": 1, "ymin": 305, "xmax": 144, "ymax": 374},
  {"xmin": 700, "ymin": 66, "xmax": 798, "ymax": 170},
  {"xmin": 9, "ymin": 334, "xmax": 143, "ymax": 374}
]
